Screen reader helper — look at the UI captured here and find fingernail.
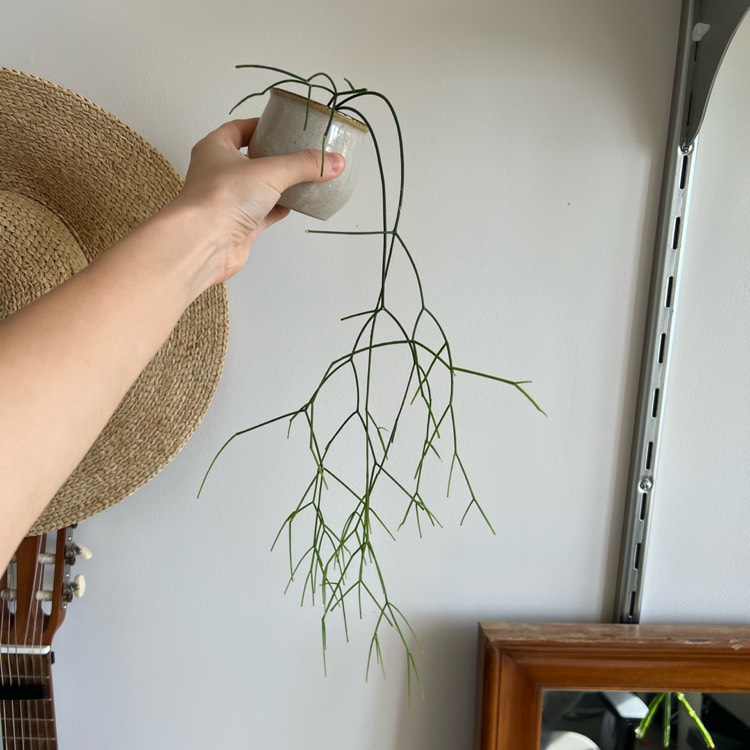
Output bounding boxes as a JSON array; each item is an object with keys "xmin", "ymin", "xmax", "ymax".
[{"xmin": 328, "ymin": 153, "xmax": 345, "ymax": 174}]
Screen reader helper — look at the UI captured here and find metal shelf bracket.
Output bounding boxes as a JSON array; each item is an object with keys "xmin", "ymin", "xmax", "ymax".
[{"xmin": 614, "ymin": 0, "xmax": 750, "ymax": 624}]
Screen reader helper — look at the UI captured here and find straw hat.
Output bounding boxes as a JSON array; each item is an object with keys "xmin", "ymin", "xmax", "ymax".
[{"xmin": 0, "ymin": 68, "xmax": 229, "ymax": 534}]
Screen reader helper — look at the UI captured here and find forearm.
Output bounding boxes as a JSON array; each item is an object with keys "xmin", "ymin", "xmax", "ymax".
[
  {"xmin": 0, "ymin": 117, "xmax": 345, "ymax": 569},
  {"xmin": 0, "ymin": 201, "xmax": 214, "ymax": 565}
]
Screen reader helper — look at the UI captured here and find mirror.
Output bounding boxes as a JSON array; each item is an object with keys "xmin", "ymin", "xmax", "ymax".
[
  {"xmin": 541, "ymin": 689, "xmax": 750, "ymax": 748},
  {"xmin": 474, "ymin": 622, "xmax": 750, "ymax": 750}
]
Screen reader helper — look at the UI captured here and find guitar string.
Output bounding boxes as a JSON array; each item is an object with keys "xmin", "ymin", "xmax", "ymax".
[
  {"xmin": 17, "ymin": 537, "xmax": 33, "ymax": 750},
  {"xmin": 0, "ymin": 556, "xmax": 9, "ymax": 749},
  {"xmin": 32, "ymin": 535, "xmax": 45, "ymax": 748},
  {"xmin": 40, "ymin": 532, "xmax": 63, "ymax": 750},
  {"xmin": 8, "ymin": 554, "xmax": 18, "ymax": 750},
  {"xmin": 14, "ymin": 539, "xmax": 28, "ymax": 750},
  {"xmin": 2, "ymin": 557, "xmax": 11, "ymax": 748},
  {"xmin": 31, "ymin": 534, "xmax": 46, "ymax": 749},
  {"xmin": 30, "ymin": 534, "xmax": 50, "ymax": 749},
  {"xmin": 31, "ymin": 532, "xmax": 65, "ymax": 750},
  {"xmin": 21, "ymin": 535, "xmax": 46, "ymax": 750},
  {"xmin": 3, "ymin": 558, "xmax": 13, "ymax": 750},
  {"xmin": 42, "ymin": 531, "xmax": 63, "ymax": 750},
  {"xmin": 38, "ymin": 533, "xmax": 55, "ymax": 748},
  {"xmin": 4, "ymin": 554, "xmax": 17, "ymax": 750},
  {"xmin": 17, "ymin": 537, "xmax": 36, "ymax": 750},
  {"xmin": 28, "ymin": 536, "xmax": 44, "ymax": 750}
]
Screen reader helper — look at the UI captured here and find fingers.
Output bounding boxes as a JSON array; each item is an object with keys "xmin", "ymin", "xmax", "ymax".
[
  {"xmin": 260, "ymin": 204, "xmax": 292, "ymax": 231},
  {"xmin": 212, "ymin": 118, "xmax": 260, "ymax": 149},
  {"xmin": 196, "ymin": 120, "xmax": 346, "ymax": 195},
  {"xmin": 258, "ymin": 149, "xmax": 346, "ymax": 196},
  {"xmin": 181, "ymin": 121, "xmax": 349, "ymax": 268}
]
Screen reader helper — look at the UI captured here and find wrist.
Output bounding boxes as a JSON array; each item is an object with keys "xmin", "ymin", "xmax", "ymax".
[
  {"xmin": 165, "ymin": 191, "xmax": 249, "ymax": 293},
  {"xmin": 144, "ymin": 197, "xmax": 228, "ymax": 302}
]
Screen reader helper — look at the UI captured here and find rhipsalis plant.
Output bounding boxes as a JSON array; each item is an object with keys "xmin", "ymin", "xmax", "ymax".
[
  {"xmin": 635, "ymin": 692, "xmax": 715, "ymax": 748},
  {"xmin": 200, "ymin": 66, "xmax": 544, "ymax": 695}
]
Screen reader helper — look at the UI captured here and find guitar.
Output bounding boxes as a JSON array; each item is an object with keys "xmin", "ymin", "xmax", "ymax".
[{"xmin": 0, "ymin": 528, "xmax": 90, "ymax": 749}]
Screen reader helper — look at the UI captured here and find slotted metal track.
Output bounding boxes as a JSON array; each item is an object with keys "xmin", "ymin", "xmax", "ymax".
[{"xmin": 614, "ymin": 0, "xmax": 750, "ymax": 623}]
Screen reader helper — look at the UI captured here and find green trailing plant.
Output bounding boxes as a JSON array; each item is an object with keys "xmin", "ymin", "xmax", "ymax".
[
  {"xmin": 200, "ymin": 65, "xmax": 543, "ymax": 694},
  {"xmin": 635, "ymin": 692, "xmax": 715, "ymax": 748}
]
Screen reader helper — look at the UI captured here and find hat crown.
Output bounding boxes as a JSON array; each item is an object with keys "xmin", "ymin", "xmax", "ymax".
[{"xmin": 0, "ymin": 190, "xmax": 88, "ymax": 320}]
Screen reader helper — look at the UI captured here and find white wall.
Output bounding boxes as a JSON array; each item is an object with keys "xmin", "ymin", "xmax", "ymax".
[{"xmin": 1, "ymin": 1, "xmax": 708, "ymax": 748}]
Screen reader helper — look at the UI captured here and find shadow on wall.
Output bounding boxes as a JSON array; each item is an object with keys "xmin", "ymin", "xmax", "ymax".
[
  {"xmin": 402, "ymin": 0, "xmax": 682, "ymax": 627},
  {"xmin": 378, "ymin": 617, "xmax": 480, "ymax": 750},
  {"xmin": 417, "ymin": 0, "xmax": 680, "ymax": 149},
  {"xmin": 369, "ymin": 615, "xmax": 531, "ymax": 750},
  {"xmin": 385, "ymin": 613, "xmax": 616, "ymax": 750}
]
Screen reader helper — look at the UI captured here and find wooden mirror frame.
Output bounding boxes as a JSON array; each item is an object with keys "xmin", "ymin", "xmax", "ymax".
[{"xmin": 474, "ymin": 622, "xmax": 750, "ymax": 750}]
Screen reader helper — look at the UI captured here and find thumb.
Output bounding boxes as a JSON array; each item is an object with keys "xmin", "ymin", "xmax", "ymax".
[{"xmin": 259, "ymin": 149, "xmax": 346, "ymax": 194}]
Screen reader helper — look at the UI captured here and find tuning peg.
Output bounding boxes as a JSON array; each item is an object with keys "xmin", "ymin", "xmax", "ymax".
[
  {"xmin": 65, "ymin": 542, "xmax": 93, "ymax": 565},
  {"xmin": 36, "ymin": 590, "xmax": 54, "ymax": 602},
  {"xmin": 0, "ymin": 589, "xmax": 16, "ymax": 601},
  {"xmin": 38, "ymin": 552, "xmax": 56, "ymax": 565},
  {"xmin": 73, "ymin": 543, "xmax": 93, "ymax": 560},
  {"xmin": 62, "ymin": 574, "xmax": 86, "ymax": 602}
]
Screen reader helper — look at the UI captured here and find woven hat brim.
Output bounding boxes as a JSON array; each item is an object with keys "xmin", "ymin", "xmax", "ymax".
[{"xmin": 0, "ymin": 68, "xmax": 229, "ymax": 534}]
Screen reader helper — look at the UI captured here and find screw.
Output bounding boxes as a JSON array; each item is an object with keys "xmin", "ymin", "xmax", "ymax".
[{"xmin": 639, "ymin": 477, "xmax": 653, "ymax": 492}]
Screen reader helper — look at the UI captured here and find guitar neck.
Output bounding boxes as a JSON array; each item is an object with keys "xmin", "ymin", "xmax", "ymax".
[
  {"xmin": 0, "ymin": 651, "xmax": 57, "ymax": 749},
  {"xmin": 0, "ymin": 527, "xmax": 88, "ymax": 750}
]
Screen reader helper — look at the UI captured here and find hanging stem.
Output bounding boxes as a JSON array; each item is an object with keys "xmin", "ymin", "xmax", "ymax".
[
  {"xmin": 635, "ymin": 692, "xmax": 715, "ymax": 748},
  {"xmin": 200, "ymin": 66, "xmax": 543, "ymax": 696},
  {"xmin": 676, "ymin": 693, "xmax": 715, "ymax": 749}
]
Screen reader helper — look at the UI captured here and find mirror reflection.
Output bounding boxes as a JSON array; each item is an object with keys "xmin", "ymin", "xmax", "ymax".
[{"xmin": 541, "ymin": 690, "xmax": 750, "ymax": 749}]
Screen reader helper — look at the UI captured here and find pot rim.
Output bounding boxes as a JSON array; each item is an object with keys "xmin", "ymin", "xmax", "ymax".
[{"xmin": 271, "ymin": 87, "xmax": 369, "ymax": 133}]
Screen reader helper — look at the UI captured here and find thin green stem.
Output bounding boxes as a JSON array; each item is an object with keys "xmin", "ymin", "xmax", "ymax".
[
  {"xmin": 676, "ymin": 693, "xmax": 715, "ymax": 749},
  {"xmin": 208, "ymin": 66, "xmax": 544, "ymax": 698}
]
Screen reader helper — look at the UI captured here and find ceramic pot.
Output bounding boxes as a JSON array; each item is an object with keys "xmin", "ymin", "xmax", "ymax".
[{"xmin": 248, "ymin": 88, "xmax": 369, "ymax": 220}]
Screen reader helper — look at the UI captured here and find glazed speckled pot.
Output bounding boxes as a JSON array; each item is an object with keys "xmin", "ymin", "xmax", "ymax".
[{"xmin": 248, "ymin": 88, "xmax": 369, "ymax": 220}]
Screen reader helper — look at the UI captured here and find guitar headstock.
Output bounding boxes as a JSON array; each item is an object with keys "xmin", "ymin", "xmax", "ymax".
[{"xmin": 1, "ymin": 527, "xmax": 90, "ymax": 648}]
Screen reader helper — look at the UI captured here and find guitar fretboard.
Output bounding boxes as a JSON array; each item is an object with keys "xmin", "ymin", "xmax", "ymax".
[{"xmin": 0, "ymin": 652, "xmax": 56, "ymax": 749}]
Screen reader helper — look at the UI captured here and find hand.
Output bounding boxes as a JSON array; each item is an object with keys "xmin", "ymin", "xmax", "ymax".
[
  {"xmin": 177, "ymin": 118, "xmax": 345, "ymax": 285},
  {"xmin": 0, "ymin": 118, "xmax": 346, "ymax": 568}
]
